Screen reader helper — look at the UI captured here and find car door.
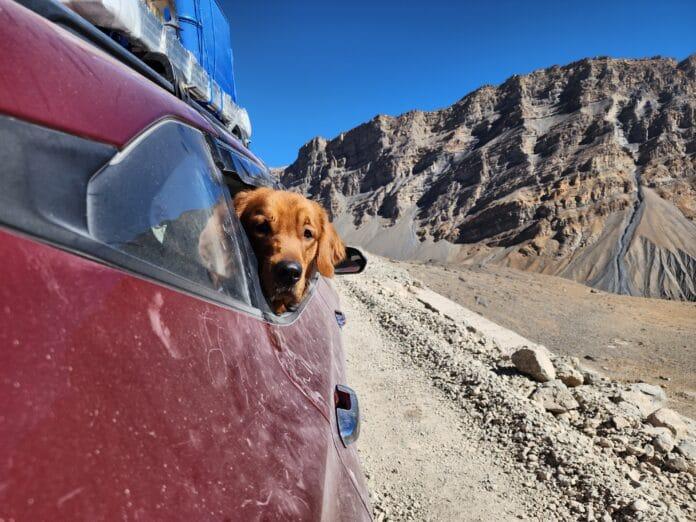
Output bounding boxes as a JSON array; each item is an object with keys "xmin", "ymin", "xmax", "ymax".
[
  {"xmin": 213, "ymin": 137, "xmax": 372, "ymax": 520},
  {"xmin": 0, "ymin": 117, "xmax": 368, "ymax": 520}
]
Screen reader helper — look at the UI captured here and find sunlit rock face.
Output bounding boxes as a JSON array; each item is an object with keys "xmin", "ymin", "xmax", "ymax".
[{"xmin": 279, "ymin": 56, "xmax": 696, "ymax": 300}]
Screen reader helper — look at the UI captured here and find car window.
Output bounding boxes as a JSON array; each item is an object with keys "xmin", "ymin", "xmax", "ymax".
[{"xmin": 86, "ymin": 121, "xmax": 253, "ymax": 305}]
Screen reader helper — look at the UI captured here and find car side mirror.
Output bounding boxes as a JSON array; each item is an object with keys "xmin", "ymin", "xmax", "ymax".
[{"xmin": 335, "ymin": 247, "xmax": 367, "ymax": 275}]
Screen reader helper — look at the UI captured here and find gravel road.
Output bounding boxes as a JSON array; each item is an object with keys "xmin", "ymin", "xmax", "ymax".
[{"xmin": 334, "ymin": 256, "xmax": 696, "ymax": 521}]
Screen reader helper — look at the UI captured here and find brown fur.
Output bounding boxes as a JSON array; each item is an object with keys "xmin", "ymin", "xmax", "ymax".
[{"xmin": 234, "ymin": 188, "xmax": 345, "ymax": 313}]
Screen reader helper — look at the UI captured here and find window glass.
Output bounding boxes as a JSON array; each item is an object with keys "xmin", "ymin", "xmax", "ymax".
[
  {"xmin": 214, "ymin": 141, "xmax": 280, "ymax": 189},
  {"xmin": 86, "ymin": 121, "xmax": 252, "ymax": 304}
]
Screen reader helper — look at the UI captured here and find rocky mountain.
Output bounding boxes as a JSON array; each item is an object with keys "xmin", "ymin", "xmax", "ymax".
[{"xmin": 279, "ymin": 56, "xmax": 696, "ymax": 300}]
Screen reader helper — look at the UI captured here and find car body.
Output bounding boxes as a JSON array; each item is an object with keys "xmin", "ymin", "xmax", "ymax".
[{"xmin": 0, "ymin": 0, "xmax": 370, "ymax": 519}]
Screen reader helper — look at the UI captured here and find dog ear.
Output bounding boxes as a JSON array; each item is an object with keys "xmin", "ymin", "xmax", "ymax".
[
  {"xmin": 232, "ymin": 190, "xmax": 253, "ymax": 218},
  {"xmin": 316, "ymin": 208, "xmax": 346, "ymax": 277}
]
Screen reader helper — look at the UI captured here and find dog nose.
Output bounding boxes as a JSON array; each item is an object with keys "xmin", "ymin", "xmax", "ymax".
[{"xmin": 275, "ymin": 260, "xmax": 302, "ymax": 286}]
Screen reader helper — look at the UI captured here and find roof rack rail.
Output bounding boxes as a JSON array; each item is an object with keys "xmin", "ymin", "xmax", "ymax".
[{"xmin": 16, "ymin": 0, "xmax": 174, "ymax": 93}]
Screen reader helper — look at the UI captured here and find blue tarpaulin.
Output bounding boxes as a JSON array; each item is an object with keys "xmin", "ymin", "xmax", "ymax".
[{"xmin": 176, "ymin": 0, "xmax": 237, "ymax": 102}]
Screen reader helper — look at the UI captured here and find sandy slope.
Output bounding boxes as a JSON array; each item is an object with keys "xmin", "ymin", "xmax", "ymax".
[{"xmin": 404, "ymin": 261, "xmax": 696, "ymax": 418}]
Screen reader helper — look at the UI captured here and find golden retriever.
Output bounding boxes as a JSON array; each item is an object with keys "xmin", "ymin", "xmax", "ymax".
[{"xmin": 233, "ymin": 188, "xmax": 346, "ymax": 314}]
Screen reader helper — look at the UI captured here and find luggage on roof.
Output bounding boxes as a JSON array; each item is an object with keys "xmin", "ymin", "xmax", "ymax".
[
  {"xmin": 59, "ymin": 0, "xmax": 250, "ymax": 144},
  {"xmin": 175, "ymin": 0, "xmax": 237, "ymax": 103}
]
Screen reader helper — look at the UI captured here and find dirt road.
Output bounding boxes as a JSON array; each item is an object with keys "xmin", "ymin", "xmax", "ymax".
[{"xmin": 339, "ymin": 284, "xmax": 528, "ymax": 521}]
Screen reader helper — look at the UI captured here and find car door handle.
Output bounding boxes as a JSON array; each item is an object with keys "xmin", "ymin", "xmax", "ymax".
[{"xmin": 335, "ymin": 385, "xmax": 360, "ymax": 447}]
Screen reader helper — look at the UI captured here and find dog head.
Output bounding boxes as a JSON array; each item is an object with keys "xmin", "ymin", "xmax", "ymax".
[{"xmin": 234, "ymin": 188, "xmax": 345, "ymax": 313}]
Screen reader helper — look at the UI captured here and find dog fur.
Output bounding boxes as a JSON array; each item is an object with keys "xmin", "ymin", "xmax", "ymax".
[{"xmin": 234, "ymin": 188, "xmax": 345, "ymax": 314}]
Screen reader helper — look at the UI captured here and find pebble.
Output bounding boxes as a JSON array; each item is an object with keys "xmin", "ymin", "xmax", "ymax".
[{"xmin": 630, "ymin": 499, "xmax": 649, "ymax": 512}]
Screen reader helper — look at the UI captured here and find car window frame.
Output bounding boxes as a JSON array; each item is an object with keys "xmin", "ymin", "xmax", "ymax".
[{"xmin": 78, "ymin": 119, "xmax": 263, "ymax": 319}]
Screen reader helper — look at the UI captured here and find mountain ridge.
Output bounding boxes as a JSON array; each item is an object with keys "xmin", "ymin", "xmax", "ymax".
[{"xmin": 279, "ymin": 55, "xmax": 696, "ymax": 300}]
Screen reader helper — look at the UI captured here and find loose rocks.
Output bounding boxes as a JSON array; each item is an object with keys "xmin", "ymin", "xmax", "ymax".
[
  {"xmin": 556, "ymin": 363, "xmax": 584, "ymax": 387},
  {"xmin": 530, "ymin": 380, "xmax": 579, "ymax": 413},
  {"xmin": 337, "ymin": 255, "xmax": 696, "ymax": 521}
]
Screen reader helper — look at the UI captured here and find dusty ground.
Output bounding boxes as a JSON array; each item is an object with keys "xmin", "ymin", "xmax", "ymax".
[
  {"xmin": 340, "ymin": 284, "xmax": 528, "ymax": 521},
  {"xmin": 335, "ymin": 256, "xmax": 696, "ymax": 521},
  {"xmin": 403, "ymin": 261, "xmax": 696, "ymax": 418}
]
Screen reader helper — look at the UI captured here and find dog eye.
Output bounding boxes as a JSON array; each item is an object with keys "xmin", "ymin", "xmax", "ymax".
[
  {"xmin": 304, "ymin": 229, "xmax": 313, "ymax": 239},
  {"xmin": 255, "ymin": 221, "xmax": 271, "ymax": 235}
]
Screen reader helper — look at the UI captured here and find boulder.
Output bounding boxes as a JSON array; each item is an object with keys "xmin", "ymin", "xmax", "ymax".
[
  {"xmin": 530, "ymin": 380, "xmax": 579, "ymax": 413},
  {"xmin": 511, "ymin": 346, "xmax": 556, "ymax": 382},
  {"xmin": 647, "ymin": 408, "xmax": 688, "ymax": 439}
]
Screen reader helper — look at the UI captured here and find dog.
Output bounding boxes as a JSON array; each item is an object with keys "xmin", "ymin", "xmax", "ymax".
[{"xmin": 233, "ymin": 188, "xmax": 345, "ymax": 314}]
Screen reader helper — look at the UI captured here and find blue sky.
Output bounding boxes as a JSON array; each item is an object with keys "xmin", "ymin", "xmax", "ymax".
[{"xmin": 223, "ymin": 1, "xmax": 696, "ymax": 167}]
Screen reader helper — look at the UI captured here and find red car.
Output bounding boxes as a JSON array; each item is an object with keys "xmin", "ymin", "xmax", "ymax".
[{"xmin": 0, "ymin": 0, "xmax": 370, "ymax": 519}]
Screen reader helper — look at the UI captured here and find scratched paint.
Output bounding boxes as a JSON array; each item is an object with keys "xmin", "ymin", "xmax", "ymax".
[
  {"xmin": 147, "ymin": 292, "xmax": 184, "ymax": 359},
  {"xmin": 0, "ymin": 227, "xmax": 369, "ymax": 520}
]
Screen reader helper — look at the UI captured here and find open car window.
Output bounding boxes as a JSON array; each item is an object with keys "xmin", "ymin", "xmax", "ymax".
[
  {"xmin": 210, "ymin": 139, "xmax": 318, "ymax": 320},
  {"xmin": 86, "ymin": 120, "xmax": 255, "ymax": 306}
]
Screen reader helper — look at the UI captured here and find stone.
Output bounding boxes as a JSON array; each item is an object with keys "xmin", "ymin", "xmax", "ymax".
[
  {"xmin": 597, "ymin": 437, "xmax": 613, "ymax": 448},
  {"xmin": 642, "ymin": 444, "xmax": 655, "ymax": 459},
  {"xmin": 511, "ymin": 346, "xmax": 556, "ymax": 382},
  {"xmin": 611, "ymin": 415, "xmax": 631, "ymax": 430},
  {"xmin": 474, "ymin": 295, "xmax": 489, "ymax": 307},
  {"xmin": 675, "ymin": 439, "xmax": 696, "ymax": 461},
  {"xmin": 536, "ymin": 470, "xmax": 551, "ymax": 481},
  {"xmin": 629, "ymin": 499, "xmax": 649, "ymax": 512},
  {"xmin": 585, "ymin": 417, "xmax": 602, "ymax": 430},
  {"xmin": 620, "ymin": 383, "xmax": 667, "ymax": 417},
  {"xmin": 647, "ymin": 408, "xmax": 688, "ymax": 439},
  {"xmin": 652, "ymin": 433, "xmax": 674, "ymax": 453},
  {"xmin": 530, "ymin": 380, "xmax": 579, "ymax": 413},
  {"xmin": 664, "ymin": 454, "xmax": 689, "ymax": 473},
  {"xmin": 632, "ymin": 383, "xmax": 667, "ymax": 401},
  {"xmin": 625, "ymin": 445, "xmax": 644, "ymax": 456},
  {"xmin": 624, "ymin": 455, "xmax": 638, "ymax": 467},
  {"xmin": 627, "ymin": 469, "xmax": 641, "ymax": 485},
  {"xmin": 582, "ymin": 369, "xmax": 602, "ymax": 385},
  {"xmin": 556, "ymin": 363, "xmax": 584, "ymax": 387},
  {"xmin": 642, "ymin": 425, "xmax": 673, "ymax": 438}
]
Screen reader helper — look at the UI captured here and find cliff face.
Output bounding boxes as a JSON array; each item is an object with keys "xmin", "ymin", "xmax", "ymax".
[{"xmin": 280, "ymin": 56, "xmax": 696, "ymax": 300}]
